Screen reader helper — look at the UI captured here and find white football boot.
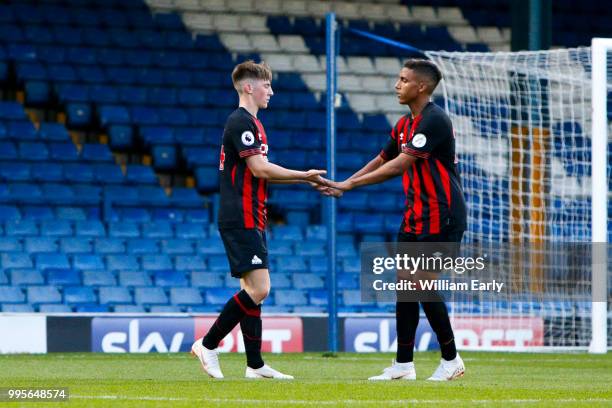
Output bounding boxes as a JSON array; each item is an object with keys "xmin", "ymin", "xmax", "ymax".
[
  {"xmin": 245, "ymin": 364, "xmax": 294, "ymax": 379},
  {"xmin": 368, "ymin": 360, "xmax": 416, "ymax": 381},
  {"xmin": 427, "ymin": 354, "xmax": 465, "ymax": 381},
  {"xmin": 191, "ymin": 338, "xmax": 224, "ymax": 379}
]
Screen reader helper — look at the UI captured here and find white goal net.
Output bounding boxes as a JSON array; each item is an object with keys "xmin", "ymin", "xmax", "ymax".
[{"xmin": 425, "ymin": 46, "xmax": 610, "ymax": 351}]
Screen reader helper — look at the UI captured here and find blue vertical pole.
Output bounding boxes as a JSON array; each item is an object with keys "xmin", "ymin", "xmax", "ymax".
[{"xmin": 325, "ymin": 12, "xmax": 338, "ymax": 353}]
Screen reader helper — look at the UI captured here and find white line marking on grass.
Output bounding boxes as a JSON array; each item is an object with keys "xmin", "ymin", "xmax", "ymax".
[{"xmin": 71, "ymin": 395, "xmax": 611, "ymax": 405}]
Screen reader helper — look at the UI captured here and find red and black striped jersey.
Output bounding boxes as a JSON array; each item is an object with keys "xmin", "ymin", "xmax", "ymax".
[
  {"xmin": 218, "ymin": 107, "xmax": 269, "ymax": 230},
  {"xmin": 380, "ymin": 102, "xmax": 467, "ymax": 235}
]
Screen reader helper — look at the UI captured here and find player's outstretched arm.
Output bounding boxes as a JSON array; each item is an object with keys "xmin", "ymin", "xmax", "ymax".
[
  {"xmin": 326, "ymin": 152, "xmax": 416, "ymax": 192},
  {"xmin": 314, "ymin": 154, "xmax": 387, "ymax": 197},
  {"xmin": 347, "ymin": 155, "xmax": 387, "ymax": 181},
  {"xmin": 246, "ymin": 154, "xmax": 326, "ymax": 184}
]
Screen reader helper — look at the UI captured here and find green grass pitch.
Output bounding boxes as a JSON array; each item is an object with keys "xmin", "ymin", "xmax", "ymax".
[{"xmin": 1, "ymin": 352, "xmax": 610, "ymax": 407}]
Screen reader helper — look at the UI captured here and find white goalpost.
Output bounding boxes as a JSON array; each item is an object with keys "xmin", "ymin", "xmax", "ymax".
[{"xmin": 424, "ymin": 41, "xmax": 609, "ymax": 353}]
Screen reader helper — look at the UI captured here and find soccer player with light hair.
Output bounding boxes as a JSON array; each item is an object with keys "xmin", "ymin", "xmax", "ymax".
[{"xmin": 191, "ymin": 60, "xmax": 326, "ymax": 379}]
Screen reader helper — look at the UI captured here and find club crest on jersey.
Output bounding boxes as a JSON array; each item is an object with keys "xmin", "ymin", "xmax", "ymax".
[
  {"xmin": 241, "ymin": 131, "xmax": 255, "ymax": 146},
  {"xmin": 412, "ymin": 133, "xmax": 427, "ymax": 148},
  {"xmin": 260, "ymin": 144, "xmax": 268, "ymax": 155}
]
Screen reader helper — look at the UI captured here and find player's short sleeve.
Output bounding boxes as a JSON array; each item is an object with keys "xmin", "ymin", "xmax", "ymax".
[
  {"xmin": 401, "ymin": 112, "xmax": 450, "ymax": 159},
  {"xmin": 380, "ymin": 137, "xmax": 398, "ymax": 161},
  {"xmin": 227, "ymin": 115, "xmax": 262, "ymax": 158},
  {"xmin": 379, "ymin": 118, "xmax": 403, "ymax": 160}
]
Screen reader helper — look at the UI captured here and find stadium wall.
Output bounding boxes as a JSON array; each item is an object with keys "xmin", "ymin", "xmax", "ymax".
[{"xmin": 0, "ymin": 314, "xmax": 558, "ymax": 354}]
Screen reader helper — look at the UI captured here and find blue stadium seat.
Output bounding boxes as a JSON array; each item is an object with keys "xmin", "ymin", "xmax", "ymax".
[
  {"xmin": 270, "ymin": 273, "xmax": 291, "ymax": 289},
  {"xmin": 99, "ymin": 105, "xmax": 130, "ymax": 126},
  {"xmin": 2, "ymin": 253, "xmax": 33, "ymax": 269},
  {"xmin": 64, "ymin": 286, "xmax": 96, "ymax": 305},
  {"xmin": 99, "ymin": 286, "xmax": 132, "ymax": 305},
  {"xmin": 36, "ymin": 254, "xmax": 70, "ymax": 271},
  {"xmin": 71, "ymin": 185, "xmax": 101, "ymax": 205},
  {"xmin": 125, "ymin": 164, "xmax": 157, "ymax": 184},
  {"xmin": 354, "ymin": 214, "xmax": 385, "ymax": 233},
  {"xmin": 195, "ymin": 167, "xmax": 219, "ymax": 191},
  {"xmin": 75, "ymin": 220, "xmax": 105, "ymax": 237},
  {"xmin": 223, "ymin": 273, "xmax": 240, "ymax": 289},
  {"xmin": 18, "ymin": 142, "xmax": 49, "ymax": 160},
  {"xmin": 38, "ymin": 123, "xmax": 69, "ymax": 142},
  {"xmin": 39, "ymin": 304, "xmax": 72, "ymax": 312},
  {"xmin": 126, "ymin": 238, "xmax": 158, "ymax": 254},
  {"xmin": 276, "ymin": 256, "xmax": 308, "ymax": 274},
  {"xmin": 0, "ymin": 163, "xmax": 30, "ymax": 181},
  {"xmin": 268, "ymin": 240, "xmax": 293, "ymax": 256},
  {"xmin": 137, "ymin": 186, "xmax": 170, "ymax": 206},
  {"xmin": 188, "ymin": 305, "xmax": 221, "ymax": 313},
  {"xmin": 175, "ymin": 255, "xmax": 206, "ymax": 271},
  {"xmin": 170, "ymin": 187, "xmax": 204, "ymax": 207},
  {"xmin": 305, "ymin": 225, "xmax": 327, "ymax": 241},
  {"xmin": 108, "ymin": 125, "xmax": 133, "ymax": 149},
  {"xmin": 119, "ymin": 271, "xmax": 152, "ymax": 287},
  {"xmin": 152, "ymin": 208, "xmax": 184, "ymax": 222},
  {"xmin": 9, "ymin": 269, "xmax": 45, "ymax": 286},
  {"xmin": 25, "ymin": 237, "xmax": 58, "ymax": 253},
  {"xmin": 295, "ymin": 242, "xmax": 326, "ymax": 256},
  {"xmin": 272, "ymin": 225, "xmax": 303, "ymax": 241},
  {"xmin": 0, "ymin": 286, "xmax": 26, "ymax": 303},
  {"xmin": 65, "ymin": 103, "xmax": 92, "ymax": 127},
  {"xmin": 2, "ymin": 303, "xmax": 34, "ymax": 312},
  {"xmin": 275, "ymin": 290, "xmax": 308, "ymax": 306},
  {"xmin": 161, "ymin": 239, "xmax": 193, "ymax": 255},
  {"xmin": 134, "ymin": 287, "xmax": 168, "ymax": 305},
  {"xmin": 94, "ymin": 164, "xmax": 125, "ymax": 184},
  {"xmin": 190, "ymin": 272, "xmax": 222, "ymax": 288},
  {"xmin": 175, "ymin": 223, "xmax": 207, "ymax": 239},
  {"xmin": 49, "ymin": 143, "xmax": 79, "ymax": 161},
  {"xmin": 30, "ymin": 163, "xmax": 62, "ymax": 182},
  {"xmin": 0, "ymin": 102, "xmax": 26, "ymax": 120},
  {"xmin": 22, "ymin": 206, "xmax": 53, "ymax": 220},
  {"xmin": 94, "ymin": 238, "xmax": 125, "ymax": 254},
  {"xmin": 293, "ymin": 273, "xmax": 325, "ymax": 290},
  {"xmin": 77, "ymin": 305, "xmax": 110, "ymax": 312},
  {"xmin": 341, "ymin": 258, "xmax": 360, "ymax": 274},
  {"xmin": 0, "ymin": 205, "xmax": 21, "ymax": 221},
  {"xmin": 120, "ymin": 208, "xmax": 151, "ymax": 223},
  {"xmin": 337, "ymin": 273, "xmax": 359, "ymax": 289},
  {"xmin": 337, "ymin": 242, "xmax": 357, "ymax": 258},
  {"xmin": 106, "ymin": 255, "xmax": 139, "ymax": 270},
  {"xmin": 196, "ymin": 237, "xmax": 225, "ymax": 255},
  {"xmin": 0, "ymin": 237, "xmax": 22, "ymax": 252},
  {"xmin": 342, "ymin": 290, "xmax": 362, "ymax": 306},
  {"xmin": 142, "ymin": 255, "xmax": 173, "ymax": 271},
  {"xmin": 46, "ymin": 268, "xmax": 79, "ymax": 285},
  {"xmin": 6, "ymin": 220, "xmax": 38, "ymax": 236},
  {"xmin": 185, "ymin": 209, "xmax": 211, "ymax": 224},
  {"xmin": 109, "ymin": 222, "xmax": 140, "ymax": 238},
  {"xmin": 82, "ymin": 270, "xmax": 116, "ymax": 286},
  {"xmin": 113, "ymin": 304, "xmax": 145, "ymax": 312},
  {"xmin": 140, "ymin": 126, "xmax": 174, "ymax": 146},
  {"xmin": 170, "ymin": 287, "xmax": 202, "ymax": 306},
  {"xmin": 81, "ymin": 144, "xmax": 113, "ymax": 162},
  {"xmin": 204, "ymin": 288, "xmax": 236, "ymax": 305},
  {"xmin": 27, "ymin": 286, "xmax": 62, "ymax": 304},
  {"xmin": 0, "ymin": 141, "xmax": 17, "ymax": 159},
  {"xmin": 206, "ymin": 254, "xmax": 230, "ymax": 273},
  {"xmin": 72, "ymin": 254, "xmax": 104, "ymax": 271},
  {"xmin": 56, "ymin": 207, "xmax": 87, "ymax": 222},
  {"xmin": 151, "ymin": 145, "xmax": 177, "ymax": 169},
  {"xmin": 50, "ymin": 168, "xmax": 87, "ymax": 189},
  {"xmin": 142, "ymin": 221, "xmax": 173, "ymax": 238},
  {"xmin": 40, "ymin": 219, "xmax": 72, "ymax": 237},
  {"xmin": 41, "ymin": 183, "xmax": 75, "ymax": 204}
]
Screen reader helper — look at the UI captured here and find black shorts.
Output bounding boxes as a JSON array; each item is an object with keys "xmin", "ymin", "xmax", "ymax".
[
  {"xmin": 397, "ymin": 226, "xmax": 464, "ymax": 243},
  {"xmin": 219, "ymin": 228, "xmax": 269, "ymax": 278}
]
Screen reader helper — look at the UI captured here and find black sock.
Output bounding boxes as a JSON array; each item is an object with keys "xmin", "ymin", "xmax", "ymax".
[
  {"xmin": 421, "ymin": 299, "xmax": 457, "ymax": 361},
  {"xmin": 202, "ymin": 290, "xmax": 258, "ymax": 350},
  {"xmin": 240, "ymin": 304, "xmax": 264, "ymax": 369},
  {"xmin": 395, "ymin": 301, "xmax": 420, "ymax": 363}
]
